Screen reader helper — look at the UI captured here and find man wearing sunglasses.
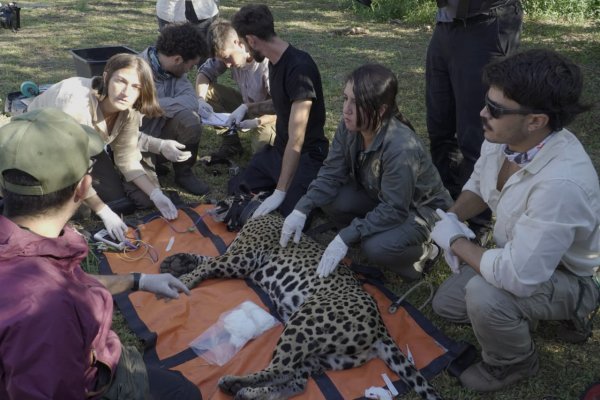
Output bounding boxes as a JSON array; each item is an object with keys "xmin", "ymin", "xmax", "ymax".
[{"xmin": 429, "ymin": 49, "xmax": 600, "ymax": 391}]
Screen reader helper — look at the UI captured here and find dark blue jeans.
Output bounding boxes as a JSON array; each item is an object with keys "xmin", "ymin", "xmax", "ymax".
[
  {"xmin": 228, "ymin": 145, "xmax": 323, "ymax": 217},
  {"xmin": 426, "ymin": 1, "xmax": 523, "ymax": 199}
]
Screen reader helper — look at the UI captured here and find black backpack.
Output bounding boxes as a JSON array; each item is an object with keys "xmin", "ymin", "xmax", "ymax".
[{"xmin": 0, "ymin": 2, "xmax": 21, "ymax": 32}]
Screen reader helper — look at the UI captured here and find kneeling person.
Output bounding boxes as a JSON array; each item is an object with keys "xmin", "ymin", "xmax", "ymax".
[{"xmin": 281, "ymin": 64, "xmax": 452, "ymax": 281}]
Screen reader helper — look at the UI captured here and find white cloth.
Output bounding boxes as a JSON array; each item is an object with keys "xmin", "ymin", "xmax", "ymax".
[
  {"xmin": 156, "ymin": 0, "xmax": 218, "ymax": 22},
  {"xmin": 463, "ymin": 129, "xmax": 600, "ymax": 297}
]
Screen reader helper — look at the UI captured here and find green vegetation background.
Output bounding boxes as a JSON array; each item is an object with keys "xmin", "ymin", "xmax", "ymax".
[{"xmin": 0, "ymin": 1, "xmax": 599, "ymax": 399}]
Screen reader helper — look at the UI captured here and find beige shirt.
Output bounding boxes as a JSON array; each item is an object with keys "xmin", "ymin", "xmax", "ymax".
[
  {"xmin": 28, "ymin": 77, "xmax": 148, "ymax": 197},
  {"xmin": 465, "ymin": 130, "xmax": 600, "ymax": 297}
]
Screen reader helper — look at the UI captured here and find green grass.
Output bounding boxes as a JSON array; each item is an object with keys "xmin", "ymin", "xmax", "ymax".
[{"xmin": 1, "ymin": 1, "xmax": 599, "ymax": 399}]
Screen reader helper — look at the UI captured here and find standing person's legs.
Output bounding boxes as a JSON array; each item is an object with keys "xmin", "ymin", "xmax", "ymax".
[{"xmin": 426, "ymin": 23, "xmax": 460, "ymax": 197}]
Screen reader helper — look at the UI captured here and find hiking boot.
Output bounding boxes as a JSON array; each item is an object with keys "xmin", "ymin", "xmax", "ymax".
[
  {"xmin": 210, "ymin": 132, "xmax": 243, "ymax": 161},
  {"xmin": 459, "ymin": 352, "xmax": 539, "ymax": 392},
  {"xmin": 557, "ymin": 319, "xmax": 594, "ymax": 344},
  {"xmin": 175, "ymin": 170, "xmax": 210, "ymax": 196},
  {"xmin": 172, "ymin": 144, "xmax": 210, "ymax": 196}
]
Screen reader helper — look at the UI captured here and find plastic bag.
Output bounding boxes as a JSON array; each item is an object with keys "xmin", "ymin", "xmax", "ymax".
[{"xmin": 190, "ymin": 300, "xmax": 280, "ymax": 366}]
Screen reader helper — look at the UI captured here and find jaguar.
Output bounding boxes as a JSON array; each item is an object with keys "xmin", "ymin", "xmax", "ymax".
[{"xmin": 161, "ymin": 213, "xmax": 441, "ymax": 400}]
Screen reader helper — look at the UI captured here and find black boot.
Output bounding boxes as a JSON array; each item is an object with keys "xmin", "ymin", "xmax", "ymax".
[
  {"xmin": 210, "ymin": 132, "xmax": 243, "ymax": 161},
  {"xmin": 173, "ymin": 143, "xmax": 210, "ymax": 195}
]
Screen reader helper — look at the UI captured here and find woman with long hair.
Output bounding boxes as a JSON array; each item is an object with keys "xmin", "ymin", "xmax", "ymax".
[
  {"xmin": 29, "ymin": 53, "xmax": 181, "ymax": 240},
  {"xmin": 280, "ymin": 63, "xmax": 453, "ymax": 280}
]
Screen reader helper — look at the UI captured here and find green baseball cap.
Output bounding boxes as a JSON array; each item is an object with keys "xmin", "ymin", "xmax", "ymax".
[{"xmin": 0, "ymin": 108, "xmax": 104, "ymax": 195}]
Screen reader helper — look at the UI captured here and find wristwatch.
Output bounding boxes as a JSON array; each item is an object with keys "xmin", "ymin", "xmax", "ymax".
[{"xmin": 131, "ymin": 272, "xmax": 141, "ymax": 291}]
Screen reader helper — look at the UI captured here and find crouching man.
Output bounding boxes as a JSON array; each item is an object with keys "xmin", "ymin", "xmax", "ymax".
[
  {"xmin": 430, "ymin": 49, "xmax": 600, "ymax": 392},
  {"xmin": 0, "ymin": 109, "xmax": 199, "ymax": 399}
]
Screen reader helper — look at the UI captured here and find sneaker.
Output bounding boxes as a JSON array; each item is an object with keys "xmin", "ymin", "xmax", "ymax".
[
  {"xmin": 459, "ymin": 352, "xmax": 539, "ymax": 392},
  {"xmin": 414, "ymin": 242, "xmax": 440, "ymax": 275}
]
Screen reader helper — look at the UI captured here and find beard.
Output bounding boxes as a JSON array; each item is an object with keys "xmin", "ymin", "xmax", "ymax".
[{"xmin": 249, "ymin": 47, "xmax": 265, "ymax": 63}]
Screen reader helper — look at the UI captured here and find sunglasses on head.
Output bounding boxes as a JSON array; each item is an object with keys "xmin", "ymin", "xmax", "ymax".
[{"xmin": 484, "ymin": 94, "xmax": 542, "ymax": 119}]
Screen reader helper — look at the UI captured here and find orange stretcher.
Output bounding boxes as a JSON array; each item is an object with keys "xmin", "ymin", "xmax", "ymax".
[{"xmin": 98, "ymin": 204, "xmax": 475, "ymax": 399}]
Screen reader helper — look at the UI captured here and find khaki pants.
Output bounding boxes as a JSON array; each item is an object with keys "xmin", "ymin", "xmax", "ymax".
[
  {"xmin": 98, "ymin": 346, "xmax": 149, "ymax": 400},
  {"xmin": 205, "ymin": 83, "xmax": 275, "ymax": 154},
  {"xmin": 432, "ymin": 265, "xmax": 600, "ymax": 366}
]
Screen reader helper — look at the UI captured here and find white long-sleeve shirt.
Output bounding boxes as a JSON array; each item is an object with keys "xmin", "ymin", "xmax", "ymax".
[
  {"xmin": 464, "ymin": 129, "xmax": 600, "ymax": 297},
  {"xmin": 156, "ymin": 0, "xmax": 218, "ymax": 22}
]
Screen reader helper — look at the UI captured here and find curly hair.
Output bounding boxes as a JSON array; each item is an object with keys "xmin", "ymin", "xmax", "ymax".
[
  {"xmin": 156, "ymin": 22, "xmax": 208, "ymax": 62},
  {"xmin": 483, "ymin": 49, "xmax": 591, "ymax": 131}
]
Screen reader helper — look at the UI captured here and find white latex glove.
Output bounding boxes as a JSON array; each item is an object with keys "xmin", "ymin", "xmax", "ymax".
[
  {"xmin": 252, "ymin": 189, "xmax": 286, "ymax": 218},
  {"xmin": 197, "ymin": 97, "xmax": 214, "ymax": 119},
  {"xmin": 280, "ymin": 209, "xmax": 307, "ymax": 247},
  {"xmin": 159, "ymin": 139, "xmax": 192, "ymax": 162},
  {"xmin": 238, "ymin": 118, "xmax": 260, "ymax": 130},
  {"xmin": 316, "ymin": 235, "xmax": 348, "ymax": 278},
  {"xmin": 139, "ymin": 273, "xmax": 191, "ymax": 299},
  {"xmin": 431, "ymin": 209, "xmax": 476, "ymax": 274},
  {"xmin": 431, "ymin": 209, "xmax": 475, "ymax": 251},
  {"xmin": 225, "ymin": 104, "xmax": 248, "ymax": 127},
  {"xmin": 96, "ymin": 205, "xmax": 127, "ymax": 242},
  {"xmin": 149, "ymin": 188, "xmax": 178, "ymax": 220}
]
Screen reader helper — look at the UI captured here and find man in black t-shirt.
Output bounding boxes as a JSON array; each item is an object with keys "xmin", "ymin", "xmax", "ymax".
[{"xmin": 228, "ymin": 4, "xmax": 328, "ymax": 217}]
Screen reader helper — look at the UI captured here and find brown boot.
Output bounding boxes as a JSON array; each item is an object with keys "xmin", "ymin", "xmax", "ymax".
[{"xmin": 459, "ymin": 352, "xmax": 539, "ymax": 392}]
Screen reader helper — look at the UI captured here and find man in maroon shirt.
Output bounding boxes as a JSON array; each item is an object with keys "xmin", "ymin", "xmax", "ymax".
[{"xmin": 0, "ymin": 109, "xmax": 198, "ymax": 399}]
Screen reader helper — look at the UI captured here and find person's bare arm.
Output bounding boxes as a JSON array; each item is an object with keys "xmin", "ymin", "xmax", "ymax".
[
  {"xmin": 90, "ymin": 274, "xmax": 133, "ymax": 295},
  {"xmin": 247, "ymin": 99, "xmax": 276, "ymax": 117},
  {"xmin": 276, "ymin": 100, "xmax": 311, "ymax": 191},
  {"xmin": 449, "ymin": 190, "xmax": 488, "ymax": 221},
  {"xmin": 195, "ymin": 72, "xmax": 211, "ymax": 98}
]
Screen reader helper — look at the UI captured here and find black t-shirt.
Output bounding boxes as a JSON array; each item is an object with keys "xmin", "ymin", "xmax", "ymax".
[{"xmin": 269, "ymin": 45, "xmax": 328, "ymax": 161}]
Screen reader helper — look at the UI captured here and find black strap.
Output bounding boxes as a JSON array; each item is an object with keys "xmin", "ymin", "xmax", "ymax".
[{"xmin": 180, "ymin": 206, "xmax": 228, "ymax": 255}]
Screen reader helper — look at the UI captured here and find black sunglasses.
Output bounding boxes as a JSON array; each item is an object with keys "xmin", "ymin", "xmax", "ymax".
[{"xmin": 484, "ymin": 94, "xmax": 541, "ymax": 119}]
